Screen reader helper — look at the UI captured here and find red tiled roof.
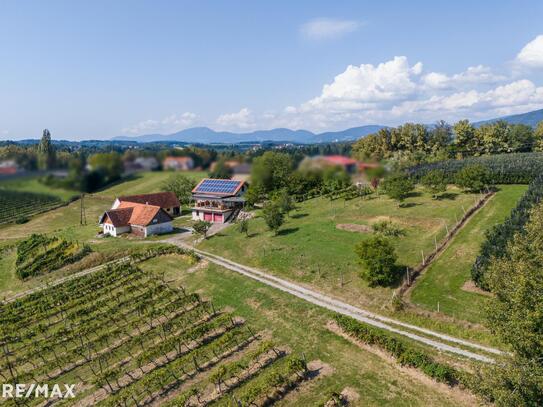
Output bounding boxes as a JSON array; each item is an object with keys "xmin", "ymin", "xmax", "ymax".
[
  {"xmin": 101, "ymin": 203, "xmax": 171, "ymax": 227},
  {"xmin": 322, "ymin": 155, "xmax": 358, "ymax": 166},
  {"xmin": 117, "ymin": 192, "xmax": 180, "ymax": 209}
]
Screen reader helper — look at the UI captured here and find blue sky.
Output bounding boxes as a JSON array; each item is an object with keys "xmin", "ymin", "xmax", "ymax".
[{"xmin": 1, "ymin": 0, "xmax": 543, "ymax": 140}]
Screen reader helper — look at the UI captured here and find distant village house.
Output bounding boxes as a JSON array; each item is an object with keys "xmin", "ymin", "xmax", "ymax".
[
  {"xmin": 0, "ymin": 160, "xmax": 19, "ymax": 175},
  {"xmin": 192, "ymin": 178, "xmax": 247, "ymax": 223},
  {"xmin": 163, "ymin": 156, "xmax": 194, "ymax": 171}
]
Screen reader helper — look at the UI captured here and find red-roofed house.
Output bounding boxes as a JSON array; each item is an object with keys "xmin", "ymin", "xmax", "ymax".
[
  {"xmin": 321, "ymin": 155, "xmax": 358, "ymax": 173},
  {"xmin": 100, "ymin": 191, "xmax": 180, "ymax": 237},
  {"xmin": 99, "ymin": 203, "xmax": 173, "ymax": 237},
  {"xmin": 163, "ymin": 156, "xmax": 194, "ymax": 171}
]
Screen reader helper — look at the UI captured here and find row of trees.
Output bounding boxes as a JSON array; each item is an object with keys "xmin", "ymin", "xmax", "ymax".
[
  {"xmin": 478, "ymin": 204, "xmax": 543, "ymax": 405},
  {"xmin": 353, "ymin": 120, "xmax": 543, "ymax": 165}
]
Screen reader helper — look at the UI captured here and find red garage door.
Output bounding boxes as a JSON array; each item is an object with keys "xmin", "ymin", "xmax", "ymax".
[
  {"xmin": 204, "ymin": 212, "xmax": 213, "ymax": 221},
  {"xmin": 213, "ymin": 213, "xmax": 223, "ymax": 223}
]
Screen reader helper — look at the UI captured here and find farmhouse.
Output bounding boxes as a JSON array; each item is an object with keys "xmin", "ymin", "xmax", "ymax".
[
  {"xmin": 192, "ymin": 178, "xmax": 247, "ymax": 223},
  {"xmin": 163, "ymin": 156, "xmax": 194, "ymax": 171},
  {"xmin": 100, "ymin": 203, "xmax": 173, "ymax": 237},
  {"xmin": 112, "ymin": 191, "xmax": 181, "ymax": 217}
]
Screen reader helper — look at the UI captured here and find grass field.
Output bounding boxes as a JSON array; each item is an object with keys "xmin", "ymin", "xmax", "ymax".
[
  {"xmin": 199, "ymin": 186, "xmax": 484, "ymax": 310},
  {"xmin": 140, "ymin": 256, "xmax": 476, "ymax": 407},
  {"xmin": 409, "ymin": 185, "xmax": 527, "ymax": 323},
  {"xmin": 0, "ymin": 175, "xmax": 79, "ymax": 201}
]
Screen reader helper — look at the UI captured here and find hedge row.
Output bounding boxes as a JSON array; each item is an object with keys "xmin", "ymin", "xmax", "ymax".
[
  {"xmin": 472, "ymin": 173, "xmax": 543, "ymax": 288},
  {"xmin": 334, "ymin": 314, "xmax": 462, "ymax": 385},
  {"xmin": 406, "ymin": 152, "xmax": 543, "ymax": 184}
]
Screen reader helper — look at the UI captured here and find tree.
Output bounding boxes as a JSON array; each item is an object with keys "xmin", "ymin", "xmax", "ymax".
[
  {"xmin": 88, "ymin": 152, "xmax": 123, "ymax": 182},
  {"xmin": 162, "ymin": 174, "xmax": 196, "ymax": 206},
  {"xmin": 274, "ymin": 189, "xmax": 295, "ymax": 217},
  {"xmin": 250, "ymin": 151, "xmax": 293, "ymax": 195},
  {"xmin": 37, "ymin": 129, "xmax": 56, "ymax": 170},
  {"xmin": 453, "ymin": 120, "xmax": 482, "ymax": 157},
  {"xmin": 381, "ymin": 173, "xmax": 414, "ymax": 206},
  {"xmin": 455, "ymin": 164, "xmax": 490, "ymax": 192},
  {"xmin": 262, "ymin": 201, "xmax": 284, "ymax": 235},
  {"xmin": 209, "ymin": 159, "xmax": 233, "ymax": 179},
  {"xmin": 237, "ymin": 218, "xmax": 249, "ymax": 237},
  {"xmin": 355, "ymin": 236, "xmax": 398, "ymax": 287},
  {"xmin": 534, "ymin": 121, "xmax": 543, "ymax": 152},
  {"xmin": 480, "ymin": 204, "xmax": 543, "ymax": 406},
  {"xmin": 192, "ymin": 220, "xmax": 211, "ymax": 239},
  {"xmin": 420, "ymin": 169, "xmax": 447, "ymax": 199}
]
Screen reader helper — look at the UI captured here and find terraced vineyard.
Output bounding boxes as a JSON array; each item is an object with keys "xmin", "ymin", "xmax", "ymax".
[
  {"xmin": 0, "ymin": 189, "xmax": 64, "ymax": 225},
  {"xmin": 0, "ymin": 262, "xmax": 310, "ymax": 406}
]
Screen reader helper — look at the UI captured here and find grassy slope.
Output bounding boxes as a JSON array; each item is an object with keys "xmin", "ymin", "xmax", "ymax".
[
  {"xmin": 199, "ymin": 186, "xmax": 480, "ymax": 310},
  {"xmin": 410, "ymin": 185, "xmax": 527, "ymax": 323},
  {"xmin": 0, "ymin": 175, "xmax": 79, "ymax": 201},
  {"xmin": 141, "ymin": 258, "xmax": 471, "ymax": 407}
]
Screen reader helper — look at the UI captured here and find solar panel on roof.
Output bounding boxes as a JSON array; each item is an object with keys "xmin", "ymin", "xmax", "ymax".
[{"xmin": 195, "ymin": 179, "xmax": 241, "ymax": 194}]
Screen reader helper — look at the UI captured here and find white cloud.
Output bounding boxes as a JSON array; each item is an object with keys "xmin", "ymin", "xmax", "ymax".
[
  {"xmin": 216, "ymin": 108, "xmax": 253, "ymax": 129},
  {"xmin": 516, "ymin": 35, "xmax": 543, "ymax": 68},
  {"xmin": 123, "ymin": 112, "xmax": 197, "ymax": 135},
  {"xmin": 422, "ymin": 65, "xmax": 506, "ymax": 90},
  {"xmin": 302, "ymin": 57, "xmax": 423, "ymax": 112},
  {"xmin": 271, "ymin": 57, "xmax": 543, "ymax": 129},
  {"xmin": 300, "ymin": 18, "xmax": 360, "ymax": 40}
]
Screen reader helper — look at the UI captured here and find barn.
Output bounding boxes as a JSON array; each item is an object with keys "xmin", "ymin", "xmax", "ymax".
[{"xmin": 191, "ymin": 178, "xmax": 247, "ymax": 223}]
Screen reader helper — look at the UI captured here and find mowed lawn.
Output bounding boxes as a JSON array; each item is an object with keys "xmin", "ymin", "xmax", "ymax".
[
  {"xmin": 199, "ymin": 186, "xmax": 483, "ymax": 310},
  {"xmin": 140, "ymin": 257, "xmax": 474, "ymax": 407},
  {"xmin": 410, "ymin": 185, "xmax": 527, "ymax": 323}
]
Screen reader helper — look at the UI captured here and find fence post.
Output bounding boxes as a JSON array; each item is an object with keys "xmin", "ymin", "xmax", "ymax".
[
  {"xmin": 421, "ymin": 250, "xmax": 425, "ymax": 265},
  {"xmin": 434, "ymin": 235, "xmax": 438, "ymax": 251}
]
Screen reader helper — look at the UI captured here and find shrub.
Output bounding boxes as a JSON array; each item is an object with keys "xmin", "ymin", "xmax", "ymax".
[
  {"xmin": 372, "ymin": 220, "xmax": 405, "ymax": 238},
  {"xmin": 455, "ymin": 164, "xmax": 491, "ymax": 192},
  {"xmin": 262, "ymin": 201, "xmax": 284, "ymax": 235},
  {"xmin": 355, "ymin": 235, "xmax": 398, "ymax": 286}
]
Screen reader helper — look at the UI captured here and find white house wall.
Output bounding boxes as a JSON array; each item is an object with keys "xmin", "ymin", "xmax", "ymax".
[
  {"xmin": 144, "ymin": 222, "xmax": 173, "ymax": 237},
  {"xmin": 111, "ymin": 199, "xmax": 121, "ymax": 209}
]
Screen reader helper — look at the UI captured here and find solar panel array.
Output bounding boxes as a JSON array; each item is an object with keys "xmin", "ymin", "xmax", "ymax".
[{"xmin": 194, "ymin": 179, "xmax": 242, "ymax": 194}]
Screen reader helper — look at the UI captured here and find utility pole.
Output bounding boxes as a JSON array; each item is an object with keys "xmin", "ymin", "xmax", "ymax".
[{"xmin": 80, "ymin": 193, "xmax": 87, "ymax": 225}]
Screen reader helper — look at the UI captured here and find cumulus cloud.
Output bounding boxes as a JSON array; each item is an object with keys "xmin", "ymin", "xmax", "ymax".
[
  {"xmin": 422, "ymin": 65, "xmax": 506, "ymax": 90},
  {"xmin": 216, "ymin": 108, "xmax": 253, "ymax": 129},
  {"xmin": 274, "ymin": 56, "xmax": 543, "ymax": 129},
  {"xmin": 516, "ymin": 35, "xmax": 543, "ymax": 68},
  {"xmin": 300, "ymin": 18, "xmax": 360, "ymax": 40},
  {"xmin": 123, "ymin": 112, "xmax": 197, "ymax": 135}
]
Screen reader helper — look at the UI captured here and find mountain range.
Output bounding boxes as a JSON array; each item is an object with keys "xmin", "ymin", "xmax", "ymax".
[
  {"xmin": 113, "ymin": 108, "xmax": 543, "ymax": 145},
  {"xmin": 113, "ymin": 125, "xmax": 386, "ymax": 144}
]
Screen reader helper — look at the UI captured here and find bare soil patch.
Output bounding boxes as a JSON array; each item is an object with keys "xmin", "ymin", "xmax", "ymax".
[
  {"xmin": 461, "ymin": 280, "xmax": 493, "ymax": 297},
  {"xmin": 336, "ymin": 223, "xmax": 372, "ymax": 233}
]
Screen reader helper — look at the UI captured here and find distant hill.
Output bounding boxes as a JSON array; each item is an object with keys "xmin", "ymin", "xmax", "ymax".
[
  {"xmin": 113, "ymin": 125, "xmax": 386, "ymax": 144},
  {"xmin": 474, "ymin": 108, "xmax": 543, "ymax": 127}
]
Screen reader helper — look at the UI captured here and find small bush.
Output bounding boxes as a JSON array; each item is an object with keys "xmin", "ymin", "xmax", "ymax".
[{"xmin": 372, "ymin": 220, "xmax": 405, "ymax": 238}]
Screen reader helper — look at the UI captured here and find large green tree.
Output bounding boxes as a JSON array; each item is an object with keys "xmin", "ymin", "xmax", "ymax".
[
  {"xmin": 381, "ymin": 173, "xmax": 414, "ymax": 206},
  {"xmin": 162, "ymin": 174, "xmax": 196, "ymax": 206},
  {"xmin": 249, "ymin": 151, "xmax": 293, "ymax": 199},
  {"xmin": 37, "ymin": 129, "xmax": 56, "ymax": 170},
  {"xmin": 421, "ymin": 169, "xmax": 447, "ymax": 199},
  {"xmin": 454, "ymin": 164, "xmax": 490, "ymax": 192}
]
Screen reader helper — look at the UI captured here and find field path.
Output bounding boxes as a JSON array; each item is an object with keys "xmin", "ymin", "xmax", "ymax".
[{"xmin": 168, "ymin": 240, "xmax": 502, "ymax": 364}]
